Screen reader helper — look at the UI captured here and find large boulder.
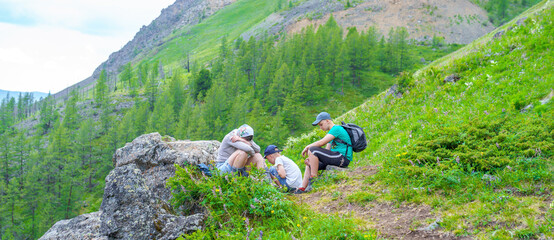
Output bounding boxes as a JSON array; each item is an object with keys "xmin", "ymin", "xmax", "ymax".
[{"xmin": 40, "ymin": 133, "xmax": 220, "ymax": 240}]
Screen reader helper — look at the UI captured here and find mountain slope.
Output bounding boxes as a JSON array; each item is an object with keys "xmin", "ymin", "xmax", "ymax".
[
  {"xmin": 285, "ymin": 0, "xmax": 553, "ymax": 238},
  {"xmin": 52, "ymin": 0, "xmax": 237, "ymax": 100},
  {"xmin": 52, "ymin": 0, "xmax": 498, "ymax": 101},
  {"xmin": 247, "ymin": 0, "xmax": 494, "ymax": 44}
]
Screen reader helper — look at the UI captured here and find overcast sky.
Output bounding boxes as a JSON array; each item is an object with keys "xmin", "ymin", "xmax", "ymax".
[{"xmin": 0, "ymin": 0, "xmax": 174, "ymax": 93}]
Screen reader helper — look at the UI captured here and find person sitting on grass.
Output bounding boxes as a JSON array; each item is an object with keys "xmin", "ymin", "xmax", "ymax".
[
  {"xmin": 264, "ymin": 145, "xmax": 303, "ymax": 192},
  {"xmin": 215, "ymin": 124, "xmax": 267, "ymax": 175},
  {"xmin": 295, "ymin": 112, "xmax": 352, "ymax": 193}
]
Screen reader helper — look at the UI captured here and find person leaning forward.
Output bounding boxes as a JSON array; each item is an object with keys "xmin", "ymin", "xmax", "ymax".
[
  {"xmin": 264, "ymin": 145, "xmax": 303, "ymax": 192},
  {"xmin": 296, "ymin": 112, "xmax": 352, "ymax": 193},
  {"xmin": 215, "ymin": 124, "xmax": 267, "ymax": 174}
]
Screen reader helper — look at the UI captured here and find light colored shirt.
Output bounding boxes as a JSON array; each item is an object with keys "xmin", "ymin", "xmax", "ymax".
[
  {"xmin": 274, "ymin": 155, "xmax": 302, "ymax": 188},
  {"xmin": 216, "ymin": 129, "xmax": 260, "ymax": 163}
]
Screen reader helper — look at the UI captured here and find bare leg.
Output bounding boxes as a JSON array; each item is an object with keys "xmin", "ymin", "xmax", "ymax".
[
  {"xmin": 300, "ymin": 151, "xmax": 320, "ymax": 189},
  {"xmin": 245, "ymin": 153, "xmax": 266, "ymax": 169},
  {"xmin": 308, "ymin": 150, "xmax": 319, "ymax": 178},
  {"xmin": 301, "ymin": 166, "xmax": 311, "ymax": 188},
  {"xmin": 228, "ymin": 150, "xmax": 248, "ymax": 168}
]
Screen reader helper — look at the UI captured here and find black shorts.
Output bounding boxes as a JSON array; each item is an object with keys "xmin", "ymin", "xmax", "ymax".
[{"xmin": 309, "ymin": 146, "xmax": 350, "ymax": 170}]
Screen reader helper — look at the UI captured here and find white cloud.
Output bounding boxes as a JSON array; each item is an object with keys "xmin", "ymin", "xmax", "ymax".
[{"xmin": 0, "ymin": 0, "xmax": 174, "ymax": 93}]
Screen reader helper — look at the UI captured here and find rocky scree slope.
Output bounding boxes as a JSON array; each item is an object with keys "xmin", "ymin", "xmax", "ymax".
[
  {"xmin": 39, "ymin": 133, "xmax": 220, "ymax": 240},
  {"xmin": 242, "ymin": 0, "xmax": 494, "ymax": 44}
]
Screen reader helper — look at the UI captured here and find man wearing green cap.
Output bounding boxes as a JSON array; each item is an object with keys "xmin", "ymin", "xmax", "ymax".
[
  {"xmin": 296, "ymin": 112, "xmax": 352, "ymax": 193},
  {"xmin": 215, "ymin": 124, "xmax": 267, "ymax": 174}
]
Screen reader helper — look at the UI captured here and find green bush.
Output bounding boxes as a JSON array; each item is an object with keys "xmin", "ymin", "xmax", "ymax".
[
  {"xmin": 168, "ymin": 165, "xmax": 377, "ymax": 239},
  {"xmin": 168, "ymin": 165, "xmax": 298, "ymax": 238}
]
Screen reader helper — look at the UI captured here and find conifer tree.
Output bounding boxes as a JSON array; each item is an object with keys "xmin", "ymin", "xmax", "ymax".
[
  {"xmin": 192, "ymin": 69, "xmax": 211, "ymax": 101},
  {"xmin": 120, "ymin": 63, "xmax": 133, "ymax": 90},
  {"xmin": 395, "ymin": 27, "xmax": 410, "ymax": 71},
  {"xmin": 169, "ymin": 71, "xmax": 185, "ymax": 117},
  {"xmin": 62, "ymin": 90, "xmax": 80, "ymax": 130},
  {"xmin": 94, "ymin": 70, "xmax": 108, "ymax": 107},
  {"xmin": 268, "ymin": 63, "xmax": 290, "ymax": 113}
]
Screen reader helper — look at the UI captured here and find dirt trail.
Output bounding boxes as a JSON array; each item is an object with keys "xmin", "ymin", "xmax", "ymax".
[{"xmin": 293, "ymin": 166, "xmax": 471, "ymax": 239}]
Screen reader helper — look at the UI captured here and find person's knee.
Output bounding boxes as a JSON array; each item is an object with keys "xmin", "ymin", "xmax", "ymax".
[
  {"xmin": 234, "ymin": 150, "xmax": 248, "ymax": 159},
  {"xmin": 251, "ymin": 153, "xmax": 266, "ymax": 167},
  {"xmin": 308, "ymin": 146, "xmax": 319, "ymax": 151}
]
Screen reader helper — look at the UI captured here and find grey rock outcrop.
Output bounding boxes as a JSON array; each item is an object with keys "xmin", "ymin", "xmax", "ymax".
[
  {"xmin": 39, "ymin": 212, "xmax": 105, "ymax": 240},
  {"xmin": 40, "ymin": 133, "xmax": 220, "ymax": 240},
  {"xmin": 386, "ymin": 84, "xmax": 403, "ymax": 99},
  {"xmin": 444, "ymin": 74, "xmax": 460, "ymax": 83}
]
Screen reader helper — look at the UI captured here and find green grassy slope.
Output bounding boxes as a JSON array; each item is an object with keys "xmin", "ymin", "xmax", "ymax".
[
  {"xmin": 284, "ymin": 0, "xmax": 553, "ymax": 238},
  {"xmin": 146, "ymin": 0, "xmax": 278, "ymax": 67}
]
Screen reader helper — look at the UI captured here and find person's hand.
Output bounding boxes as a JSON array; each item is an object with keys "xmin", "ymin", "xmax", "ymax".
[
  {"xmin": 301, "ymin": 145, "xmax": 310, "ymax": 157},
  {"xmin": 231, "ymin": 135, "xmax": 239, "ymax": 142},
  {"xmin": 304, "ymin": 158, "xmax": 310, "ymax": 166}
]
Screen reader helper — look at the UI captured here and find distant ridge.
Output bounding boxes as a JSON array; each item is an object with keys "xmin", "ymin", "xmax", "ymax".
[
  {"xmin": 0, "ymin": 89, "xmax": 49, "ymax": 102},
  {"xmin": 51, "ymin": 0, "xmax": 236, "ymax": 101}
]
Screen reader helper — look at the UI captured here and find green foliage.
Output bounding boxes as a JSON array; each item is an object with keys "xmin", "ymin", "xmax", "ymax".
[
  {"xmin": 168, "ymin": 165, "xmax": 297, "ymax": 230},
  {"xmin": 94, "ymin": 70, "xmax": 108, "ymax": 107},
  {"xmin": 346, "ymin": 192, "xmax": 377, "ymax": 205},
  {"xmin": 168, "ymin": 165, "xmax": 378, "ymax": 239},
  {"xmin": 285, "ymin": 4, "xmax": 554, "ymax": 238},
  {"xmin": 192, "ymin": 69, "xmax": 212, "ymax": 101},
  {"xmin": 472, "ymin": 0, "xmax": 543, "ymax": 26}
]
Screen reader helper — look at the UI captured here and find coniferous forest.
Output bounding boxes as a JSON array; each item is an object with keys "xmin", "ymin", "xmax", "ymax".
[{"xmin": 0, "ymin": 16, "xmax": 462, "ymax": 239}]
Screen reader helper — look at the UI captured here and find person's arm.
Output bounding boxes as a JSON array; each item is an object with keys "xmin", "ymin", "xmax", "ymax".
[
  {"xmin": 301, "ymin": 134, "xmax": 335, "ymax": 156},
  {"xmin": 231, "ymin": 135, "xmax": 252, "ymax": 146},
  {"xmin": 276, "ymin": 164, "xmax": 287, "ymax": 178},
  {"xmin": 227, "ymin": 136, "xmax": 256, "ymax": 155},
  {"xmin": 250, "ymin": 140, "xmax": 261, "ymax": 153}
]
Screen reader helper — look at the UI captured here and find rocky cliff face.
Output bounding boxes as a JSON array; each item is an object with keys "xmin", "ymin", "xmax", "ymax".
[
  {"xmin": 53, "ymin": 0, "xmax": 236, "ymax": 101},
  {"xmin": 39, "ymin": 133, "xmax": 220, "ymax": 240}
]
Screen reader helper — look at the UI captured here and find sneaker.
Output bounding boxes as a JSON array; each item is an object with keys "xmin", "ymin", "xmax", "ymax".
[
  {"xmin": 304, "ymin": 177, "xmax": 316, "ymax": 192},
  {"xmin": 293, "ymin": 188, "xmax": 308, "ymax": 194}
]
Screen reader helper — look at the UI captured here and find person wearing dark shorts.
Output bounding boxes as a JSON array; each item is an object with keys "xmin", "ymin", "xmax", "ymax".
[
  {"xmin": 309, "ymin": 147, "xmax": 349, "ymax": 170},
  {"xmin": 296, "ymin": 112, "xmax": 353, "ymax": 193}
]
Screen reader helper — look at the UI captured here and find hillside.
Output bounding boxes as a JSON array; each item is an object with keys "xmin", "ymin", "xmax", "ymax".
[
  {"xmin": 51, "ymin": 0, "xmax": 237, "ymax": 101},
  {"xmin": 0, "ymin": 1, "xmax": 466, "ymax": 238},
  {"xmin": 248, "ymin": 0, "xmax": 494, "ymax": 44},
  {"xmin": 1, "ymin": 0, "xmax": 549, "ymax": 239},
  {"xmin": 51, "ymin": 0, "xmax": 503, "ymax": 102},
  {"xmin": 283, "ymin": 0, "xmax": 553, "ymax": 238}
]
